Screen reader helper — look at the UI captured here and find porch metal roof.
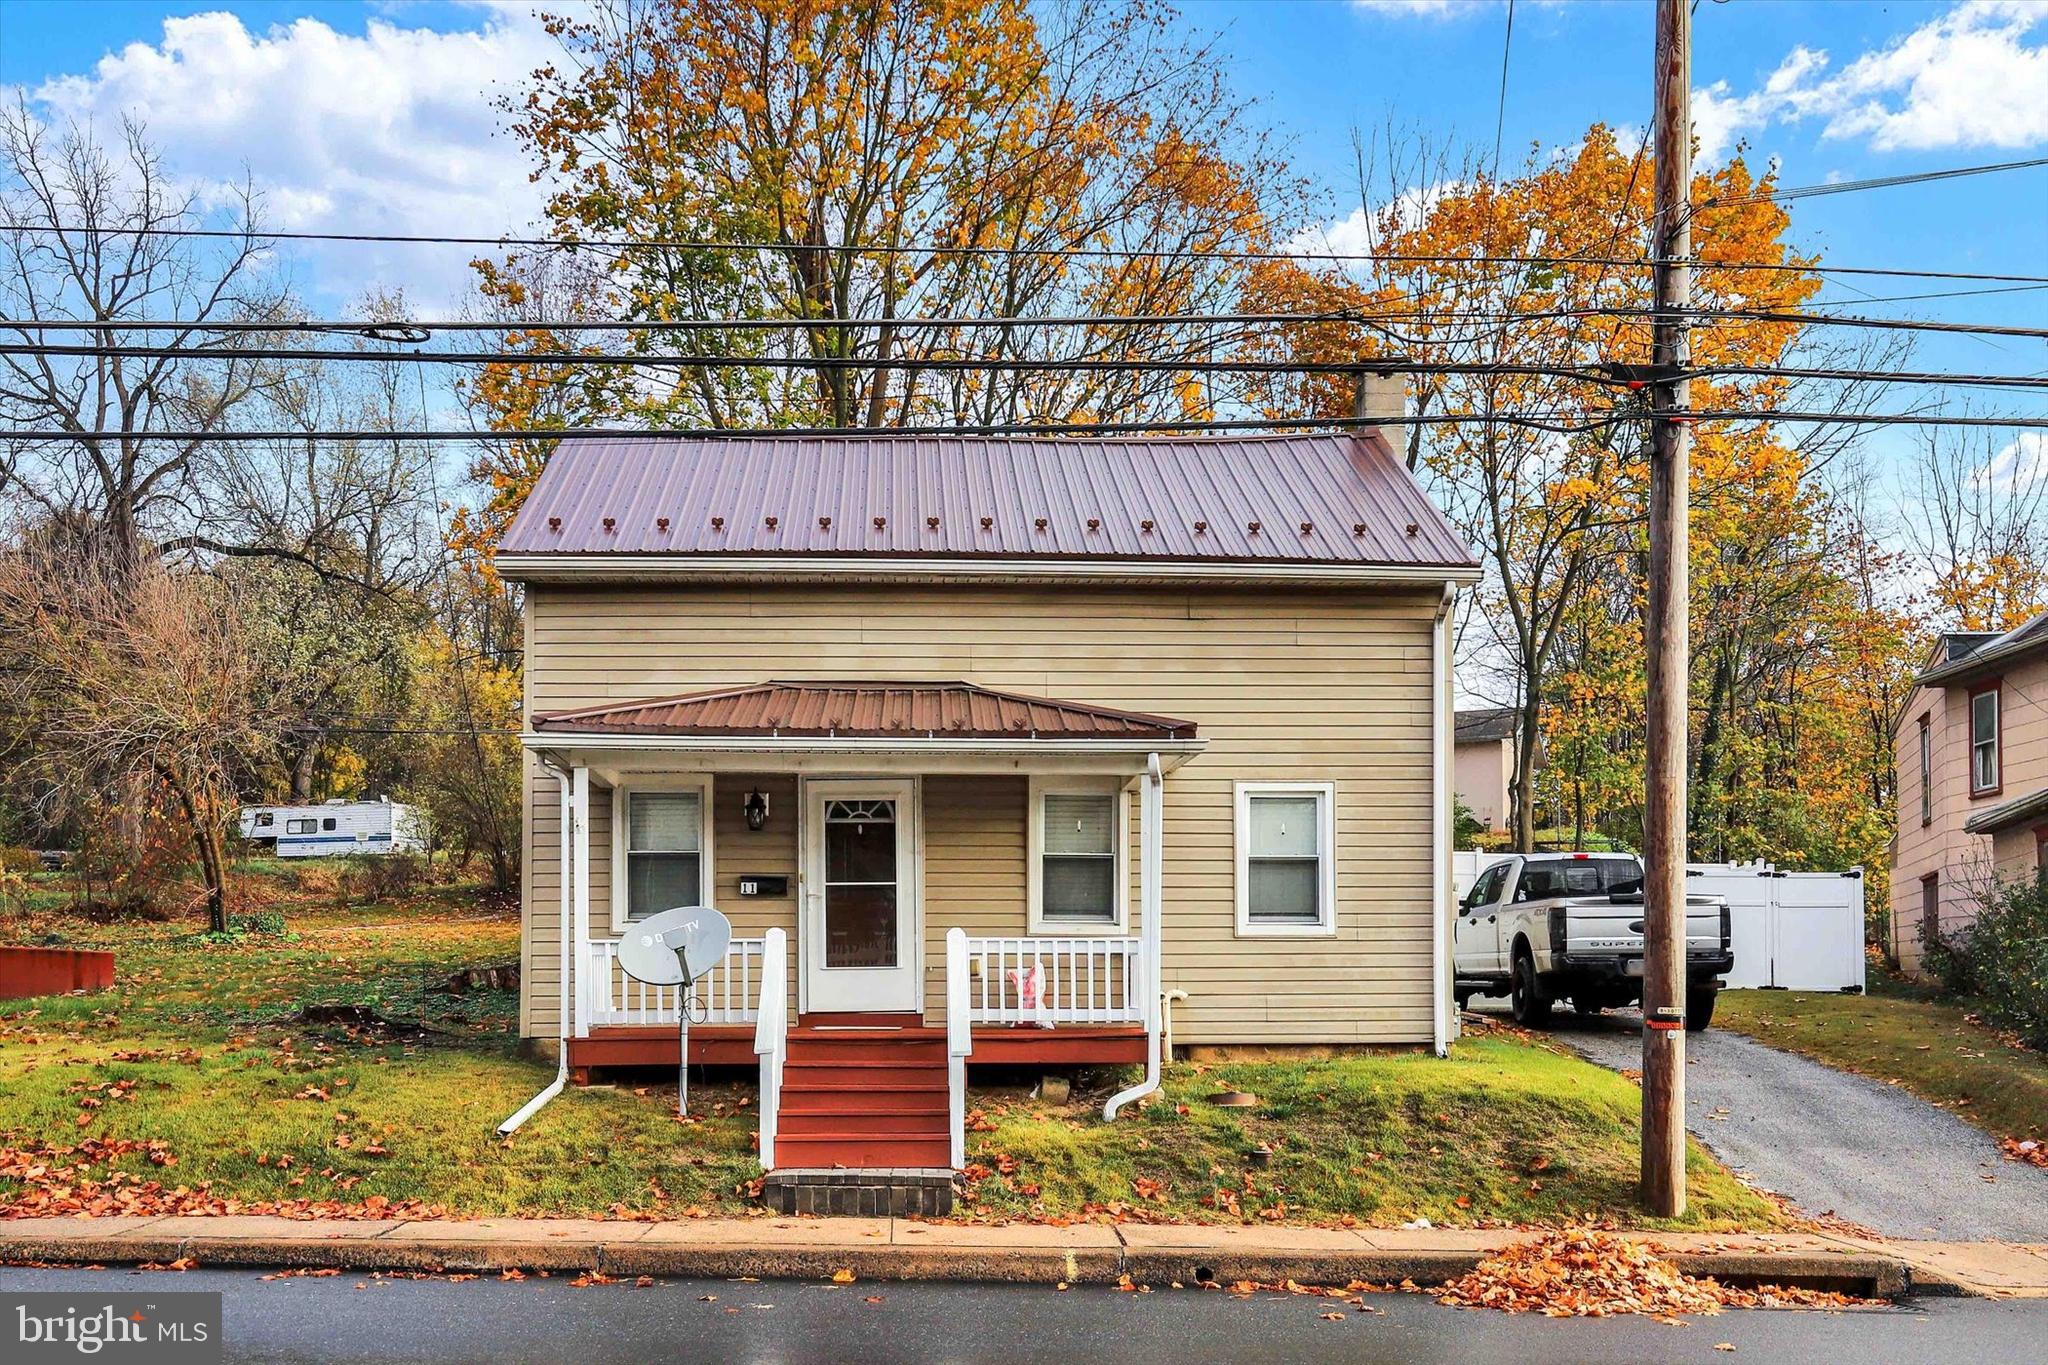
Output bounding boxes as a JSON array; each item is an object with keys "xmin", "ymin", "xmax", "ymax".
[
  {"xmin": 497, "ymin": 432, "xmax": 1476, "ymax": 570},
  {"xmin": 530, "ymin": 681, "xmax": 1198, "ymax": 741}
]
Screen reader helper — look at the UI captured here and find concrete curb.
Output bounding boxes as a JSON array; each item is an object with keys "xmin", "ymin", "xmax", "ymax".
[{"xmin": 0, "ymin": 1216, "xmax": 1961, "ymax": 1297}]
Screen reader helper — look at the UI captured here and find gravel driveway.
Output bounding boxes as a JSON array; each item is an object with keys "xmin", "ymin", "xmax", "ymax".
[{"xmin": 1499, "ymin": 1005, "xmax": 2048, "ymax": 1240}]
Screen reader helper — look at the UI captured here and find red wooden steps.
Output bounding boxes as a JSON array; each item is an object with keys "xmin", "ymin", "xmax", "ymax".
[{"xmin": 773, "ymin": 1016, "xmax": 952, "ymax": 1170}]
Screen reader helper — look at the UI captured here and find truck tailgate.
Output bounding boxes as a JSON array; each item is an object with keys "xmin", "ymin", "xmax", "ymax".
[{"xmin": 1563, "ymin": 899, "xmax": 1723, "ymax": 955}]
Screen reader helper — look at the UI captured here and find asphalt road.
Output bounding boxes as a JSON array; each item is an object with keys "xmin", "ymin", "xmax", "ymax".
[
  {"xmin": 1528, "ymin": 1005, "xmax": 2048, "ymax": 1240},
  {"xmin": 5, "ymin": 1267, "xmax": 2046, "ymax": 1365}
]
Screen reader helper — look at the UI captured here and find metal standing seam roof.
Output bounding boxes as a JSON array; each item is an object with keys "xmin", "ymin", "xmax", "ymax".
[
  {"xmin": 529, "ymin": 681, "xmax": 1198, "ymax": 741},
  {"xmin": 497, "ymin": 433, "xmax": 1476, "ymax": 569}
]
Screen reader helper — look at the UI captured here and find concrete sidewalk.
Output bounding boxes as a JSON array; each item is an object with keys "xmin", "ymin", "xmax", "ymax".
[{"xmin": 8, "ymin": 1215, "xmax": 2048, "ymax": 1298}]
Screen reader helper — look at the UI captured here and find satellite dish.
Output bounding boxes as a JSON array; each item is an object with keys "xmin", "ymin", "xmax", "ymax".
[{"xmin": 616, "ymin": 905, "xmax": 733, "ymax": 986}]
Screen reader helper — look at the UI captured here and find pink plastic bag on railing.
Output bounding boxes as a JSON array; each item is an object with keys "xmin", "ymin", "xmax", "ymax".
[{"xmin": 1006, "ymin": 959, "xmax": 1054, "ymax": 1029}]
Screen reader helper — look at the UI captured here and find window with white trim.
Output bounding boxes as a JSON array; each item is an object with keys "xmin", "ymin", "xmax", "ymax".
[
  {"xmin": 1969, "ymin": 686, "xmax": 2000, "ymax": 794},
  {"xmin": 1235, "ymin": 782, "xmax": 1336, "ymax": 936},
  {"xmin": 1917, "ymin": 714, "xmax": 1932, "ymax": 826},
  {"xmin": 622, "ymin": 788, "xmax": 707, "ymax": 923},
  {"xmin": 1028, "ymin": 780, "xmax": 1126, "ymax": 930}
]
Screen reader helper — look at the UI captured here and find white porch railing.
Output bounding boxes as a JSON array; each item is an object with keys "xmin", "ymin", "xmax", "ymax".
[
  {"xmin": 961, "ymin": 935, "xmax": 1144, "ymax": 1024},
  {"xmin": 755, "ymin": 928, "xmax": 788, "ymax": 1169},
  {"xmin": 582, "ymin": 936, "xmax": 766, "ymax": 1027}
]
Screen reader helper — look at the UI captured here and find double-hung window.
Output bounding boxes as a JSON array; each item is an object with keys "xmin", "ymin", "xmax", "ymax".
[
  {"xmin": 1969, "ymin": 685, "xmax": 2001, "ymax": 796},
  {"xmin": 1029, "ymin": 780, "xmax": 1125, "ymax": 930},
  {"xmin": 1235, "ymin": 782, "xmax": 1336, "ymax": 936},
  {"xmin": 1917, "ymin": 713, "xmax": 1933, "ymax": 826},
  {"xmin": 616, "ymin": 782, "xmax": 710, "ymax": 929}
]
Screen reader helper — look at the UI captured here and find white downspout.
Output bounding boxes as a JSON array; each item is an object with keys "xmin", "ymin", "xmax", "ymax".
[
  {"xmin": 1105, "ymin": 753, "xmax": 1165, "ymax": 1120},
  {"xmin": 499, "ymin": 758, "xmax": 574, "ymax": 1135},
  {"xmin": 1432, "ymin": 581, "xmax": 1456, "ymax": 1057}
]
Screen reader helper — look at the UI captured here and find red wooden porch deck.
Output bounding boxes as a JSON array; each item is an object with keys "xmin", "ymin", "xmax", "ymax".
[{"xmin": 566, "ymin": 1020, "xmax": 1145, "ymax": 1084}]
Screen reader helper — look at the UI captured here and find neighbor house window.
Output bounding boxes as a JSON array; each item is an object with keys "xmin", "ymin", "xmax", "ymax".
[
  {"xmin": 1235, "ymin": 782, "xmax": 1336, "ymax": 936},
  {"xmin": 1917, "ymin": 713, "xmax": 1933, "ymax": 826},
  {"xmin": 1029, "ymin": 781, "xmax": 1125, "ymax": 930},
  {"xmin": 1969, "ymin": 685, "xmax": 2000, "ymax": 795},
  {"xmin": 615, "ymin": 783, "xmax": 711, "ymax": 928},
  {"xmin": 1920, "ymin": 873, "xmax": 1940, "ymax": 947}
]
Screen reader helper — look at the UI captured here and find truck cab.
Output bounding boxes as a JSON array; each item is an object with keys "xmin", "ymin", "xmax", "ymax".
[{"xmin": 1453, "ymin": 853, "xmax": 1733, "ymax": 1031}]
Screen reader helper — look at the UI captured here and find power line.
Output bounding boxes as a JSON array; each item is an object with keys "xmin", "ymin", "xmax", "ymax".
[
  {"xmin": 7, "ymin": 339, "xmax": 2047, "ymax": 391},
  {"xmin": 6, "ymin": 302, "xmax": 2043, "ymax": 342},
  {"xmin": 1706, "ymin": 155, "xmax": 2048, "ymax": 208},
  {"xmin": 10, "ymin": 218, "xmax": 2047, "ymax": 285},
  {"xmin": 12, "ymin": 408, "xmax": 2048, "ymax": 444},
  {"xmin": 1491, "ymin": 0, "xmax": 1517, "ymax": 180},
  {"xmin": 1, "ymin": 414, "xmax": 1623, "ymax": 443}
]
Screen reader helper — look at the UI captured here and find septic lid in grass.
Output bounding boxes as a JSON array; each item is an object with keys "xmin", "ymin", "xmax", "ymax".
[{"xmin": 1205, "ymin": 1090, "xmax": 1258, "ymax": 1107}]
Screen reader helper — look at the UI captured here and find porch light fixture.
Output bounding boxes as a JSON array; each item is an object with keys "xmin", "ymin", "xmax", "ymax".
[{"xmin": 743, "ymin": 789, "xmax": 771, "ymax": 831}]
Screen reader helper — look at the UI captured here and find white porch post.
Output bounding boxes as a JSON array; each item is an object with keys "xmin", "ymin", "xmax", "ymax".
[
  {"xmin": 1105, "ymin": 752, "xmax": 1165, "ymax": 1120},
  {"xmin": 571, "ymin": 762, "xmax": 592, "ymax": 1040}
]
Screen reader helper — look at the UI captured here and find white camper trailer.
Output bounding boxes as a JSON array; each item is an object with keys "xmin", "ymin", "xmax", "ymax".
[{"xmin": 238, "ymin": 798, "xmax": 428, "ymax": 859}]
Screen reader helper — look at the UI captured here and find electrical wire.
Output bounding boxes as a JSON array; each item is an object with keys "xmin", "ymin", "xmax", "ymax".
[
  {"xmin": 1704, "ymin": 156, "xmax": 2048, "ymax": 208},
  {"xmin": 7, "ymin": 301, "xmax": 2044, "ymax": 340},
  {"xmin": 13, "ymin": 407, "xmax": 2048, "ymax": 443},
  {"xmin": 9, "ymin": 219, "xmax": 2047, "ymax": 285},
  {"xmin": 6, "ymin": 339, "xmax": 2045, "ymax": 391}
]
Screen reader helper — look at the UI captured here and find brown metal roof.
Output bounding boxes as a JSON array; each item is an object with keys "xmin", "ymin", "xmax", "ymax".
[
  {"xmin": 497, "ymin": 432, "xmax": 1475, "ymax": 569},
  {"xmin": 531, "ymin": 681, "xmax": 1198, "ymax": 741}
]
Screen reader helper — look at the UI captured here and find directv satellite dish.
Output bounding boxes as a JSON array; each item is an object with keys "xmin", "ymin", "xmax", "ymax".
[
  {"xmin": 616, "ymin": 905, "xmax": 732, "ymax": 987},
  {"xmin": 614, "ymin": 905, "xmax": 732, "ymax": 1119}
]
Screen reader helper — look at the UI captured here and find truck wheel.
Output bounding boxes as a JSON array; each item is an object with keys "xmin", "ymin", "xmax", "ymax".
[
  {"xmin": 1685, "ymin": 987, "xmax": 1718, "ymax": 1032},
  {"xmin": 1510, "ymin": 947, "xmax": 1552, "ymax": 1027}
]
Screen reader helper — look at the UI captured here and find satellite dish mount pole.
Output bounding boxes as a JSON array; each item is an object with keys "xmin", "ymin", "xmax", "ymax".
[{"xmin": 673, "ymin": 947, "xmax": 694, "ymax": 1118}]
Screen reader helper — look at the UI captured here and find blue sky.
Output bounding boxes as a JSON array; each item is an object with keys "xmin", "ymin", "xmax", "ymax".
[{"xmin": 1, "ymin": 0, "xmax": 2043, "ymax": 440}]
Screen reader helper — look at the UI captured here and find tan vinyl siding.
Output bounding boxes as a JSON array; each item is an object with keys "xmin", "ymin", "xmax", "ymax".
[{"xmin": 522, "ymin": 582, "xmax": 1442, "ymax": 1045}]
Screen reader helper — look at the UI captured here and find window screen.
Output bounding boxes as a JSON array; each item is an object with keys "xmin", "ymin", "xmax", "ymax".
[
  {"xmin": 626, "ymin": 790, "xmax": 703, "ymax": 922},
  {"xmin": 1041, "ymin": 792, "xmax": 1115, "ymax": 923},
  {"xmin": 1246, "ymin": 794, "xmax": 1322, "ymax": 924}
]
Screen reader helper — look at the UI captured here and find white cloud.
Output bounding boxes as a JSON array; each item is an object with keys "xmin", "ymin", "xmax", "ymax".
[
  {"xmin": 1292, "ymin": 180, "xmax": 1461, "ymax": 265},
  {"xmin": 24, "ymin": 8, "xmax": 558, "ymax": 312},
  {"xmin": 1348, "ymin": 0, "xmax": 1467, "ymax": 17},
  {"xmin": 1979, "ymin": 431, "xmax": 2048, "ymax": 496},
  {"xmin": 1692, "ymin": 2, "xmax": 2048, "ymax": 160}
]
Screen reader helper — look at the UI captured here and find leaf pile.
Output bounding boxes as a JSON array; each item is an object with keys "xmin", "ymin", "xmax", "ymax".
[
  {"xmin": 0, "ymin": 1139, "xmax": 443, "ymax": 1222},
  {"xmin": 1436, "ymin": 1230, "xmax": 1872, "ymax": 1319},
  {"xmin": 1999, "ymin": 1138, "xmax": 2047, "ymax": 1169}
]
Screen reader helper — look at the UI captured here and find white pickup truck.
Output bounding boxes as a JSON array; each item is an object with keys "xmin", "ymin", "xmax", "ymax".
[{"xmin": 1453, "ymin": 852, "xmax": 1734, "ymax": 1031}]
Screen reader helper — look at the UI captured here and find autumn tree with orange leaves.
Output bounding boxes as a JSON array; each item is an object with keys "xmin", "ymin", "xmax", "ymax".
[{"xmin": 458, "ymin": 0, "xmax": 1302, "ymax": 561}]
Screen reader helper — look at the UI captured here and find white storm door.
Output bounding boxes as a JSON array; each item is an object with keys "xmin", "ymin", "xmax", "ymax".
[{"xmin": 803, "ymin": 779, "xmax": 920, "ymax": 1013}]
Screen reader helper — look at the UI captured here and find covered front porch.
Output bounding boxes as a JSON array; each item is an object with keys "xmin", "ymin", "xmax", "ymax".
[{"xmin": 525, "ymin": 681, "xmax": 1202, "ymax": 1169}]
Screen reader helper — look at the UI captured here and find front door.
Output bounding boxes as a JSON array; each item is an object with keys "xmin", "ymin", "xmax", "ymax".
[{"xmin": 802, "ymin": 779, "xmax": 920, "ymax": 1013}]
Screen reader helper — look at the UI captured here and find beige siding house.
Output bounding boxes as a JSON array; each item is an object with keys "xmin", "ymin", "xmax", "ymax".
[
  {"xmin": 1453, "ymin": 706, "xmax": 1535, "ymax": 835},
  {"xmin": 1890, "ymin": 612, "xmax": 2048, "ymax": 973},
  {"xmin": 496, "ymin": 433, "xmax": 1478, "ymax": 1173}
]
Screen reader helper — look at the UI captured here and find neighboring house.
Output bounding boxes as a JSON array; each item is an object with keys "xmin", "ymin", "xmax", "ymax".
[
  {"xmin": 237, "ymin": 798, "xmax": 428, "ymax": 859},
  {"xmin": 1891, "ymin": 611, "xmax": 2048, "ymax": 973},
  {"xmin": 495, "ymin": 432, "xmax": 1478, "ymax": 1177},
  {"xmin": 1453, "ymin": 706, "xmax": 1540, "ymax": 834}
]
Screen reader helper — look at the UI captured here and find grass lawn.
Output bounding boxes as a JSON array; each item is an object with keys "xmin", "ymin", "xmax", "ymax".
[
  {"xmin": 1716, "ymin": 974, "xmax": 2048, "ymax": 1145},
  {"xmin": 960, "ymin": 1025, "xmax": 1775, "ymax": 1230},
  {"xmin": 3, "ymin": 862, "xmax": 1776, "ymax": 1228}
]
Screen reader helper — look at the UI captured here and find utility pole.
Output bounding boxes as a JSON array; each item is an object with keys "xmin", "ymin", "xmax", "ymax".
[{"xmin": 1641, "ymin": 0, "xmax": 1692, "ymax": 1217}]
